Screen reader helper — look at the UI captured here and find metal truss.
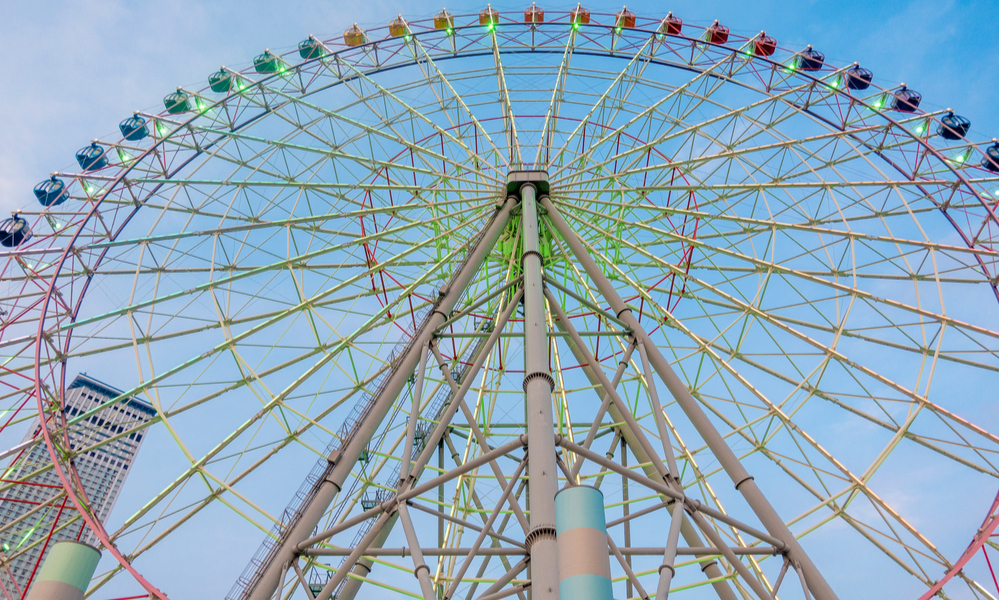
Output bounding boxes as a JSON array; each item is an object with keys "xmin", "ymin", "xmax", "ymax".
[{"xmin": 0, "ymin": 8, "xmax": 995, "ymax": 600}]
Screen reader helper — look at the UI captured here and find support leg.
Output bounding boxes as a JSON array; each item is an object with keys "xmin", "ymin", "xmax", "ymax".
[
  {"xmin": 552, "ymin": 306, "xmax": 737, "ymax": 600},
  {"xmin": 542, "ymin": 196, "xmax": 838, "ymax": 600}
]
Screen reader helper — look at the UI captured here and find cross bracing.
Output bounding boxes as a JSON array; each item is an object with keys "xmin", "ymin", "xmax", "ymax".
[{"xmin": 0, "ymin": 9, "xmax": 995, "ymax": 600}]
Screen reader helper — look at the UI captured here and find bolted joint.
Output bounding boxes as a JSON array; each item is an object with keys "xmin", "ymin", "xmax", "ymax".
[{"xmin": 382, "ymin": 498, "xmax": 400, "ymax": 516}]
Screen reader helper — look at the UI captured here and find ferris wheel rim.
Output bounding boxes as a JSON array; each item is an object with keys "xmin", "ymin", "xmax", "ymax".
[
  {"xmin": 6, "ymin": 17, "xmax": 996, "ymax": 311},
  {"xmin": 0, "ymin": 8, "xmax": 994, "ymax": 600}
]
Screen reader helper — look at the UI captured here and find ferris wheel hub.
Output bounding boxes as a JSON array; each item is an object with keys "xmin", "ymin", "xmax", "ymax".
[{"xmin": 506, "ymin": 169, "xmax": 550, "ymax": 195}]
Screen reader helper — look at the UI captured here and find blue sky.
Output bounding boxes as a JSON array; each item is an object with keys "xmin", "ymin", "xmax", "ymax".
[{"xmin": 0, "ymin": 0, "xmax": 996, "ymax": 598}]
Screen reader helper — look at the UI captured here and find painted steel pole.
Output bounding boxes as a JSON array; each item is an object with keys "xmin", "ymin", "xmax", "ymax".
[
  {"xmin": 552, "ymin": 315, "xmax": 737, "ymax": 600},
  {"xmin": 25, "ymin": 541, "xmax": 100, "ymax": 600},
  {"xmin": 521, "ymin": 183, "xmax": 560, "ymax": 600},
  {"xmin": 334, "ymin": 515, "xmax": 397, "ymax": 600},
  {"xmin": 555, "ymin": 486, "xmax": 613, "ymax": 600},
  {"xmin": 338, "ymin": 291, "xmax": 525, "ymax": 600},
  {"xmin": 248, "ymin": 198, "xmax": 516, "ymax": 600},
  {"xmin": 541, "ymin": 196, "xmax": 838, "ymax": 600}
]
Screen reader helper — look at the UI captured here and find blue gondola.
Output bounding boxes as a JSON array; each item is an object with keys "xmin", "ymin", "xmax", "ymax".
[
  {"xmin": 76, "ymin": 143, "xmax": 108, "ymax": 171},
  {"xmin": 299, "ymin": 36, "xmax": 325, "ymax": 60},
  {"xmin": 844, "ymin": 65, "xmax": 872, "ymax": 91},
  {"xmin": 983, "ymin": 143, "xmax": 999, "ymax": 173},
  {"xmin": 892, "ymin": 86, "xmax": 921, "ymax": 113},
  {"xmin": 34, "ymin": 177, "xmax": 68, "ymax": 207},
  {"xmin": 798, "ymin": 46, "xmax": 825, "ymax": 72},
  {"xmin": 0, "ymin": 216, "xmax": 32, "ymax": 248},
  {"xmin": 938, "ymin": 113, "xmax": 971, "ymax": 140},
  {"xmin": 119, "ymin": 114, "xmax": 149, "ymax": 141}
]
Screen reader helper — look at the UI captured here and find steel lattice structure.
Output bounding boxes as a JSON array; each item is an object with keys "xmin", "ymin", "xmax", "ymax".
[{"xmin": 0, "ymin": 7, "xmax": 996, "ymax": 600}]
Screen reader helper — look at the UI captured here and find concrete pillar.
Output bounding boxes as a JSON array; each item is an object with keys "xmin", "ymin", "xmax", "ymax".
[
  {"xmin": 555, "ymin": 486, "xmax": 612, "ymax": 600},
  {"xmin": 25, "ymin": 541, "xmax": 100, "ymax": 600}
]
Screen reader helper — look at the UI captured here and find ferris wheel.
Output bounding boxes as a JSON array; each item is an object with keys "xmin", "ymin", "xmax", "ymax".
[{"xmin": 0, "ymin": 5, "xmax": 996, "ymax": 600}]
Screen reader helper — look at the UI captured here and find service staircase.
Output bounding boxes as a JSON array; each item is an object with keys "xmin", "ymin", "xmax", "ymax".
[{"xmin": 310, "ymin": 331, "xmax": 493, "ymax": 597}]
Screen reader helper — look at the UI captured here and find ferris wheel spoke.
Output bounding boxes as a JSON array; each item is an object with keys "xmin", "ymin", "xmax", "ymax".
[
  {"xmin": 255, "ymin": 70, "xmax": 440, "ymax": 152},
  {"xmin": 166, "ymin": 116, "xmax": 455, "ymax": 188},
  {"xmin": 663, "ymin": 285, "xmax": 997, "ymax": 476},
  {"xmin": 558, "ymin": 204, "xmax": 998, "ymax": 458},
  {"xmin": 550, "ymin": 63, "xmax": 818, "ymax": 186},
  {"xmin": 599, "ymin": 234, "xmax": 977, "ymax": 300},
  {"xmin": 555, "ymin": 198, "xmax": 995, "ymax": 339},
  {"xmin": 109, "ymin": 177, "xmax": 497, "ymax": 203},
  {"xmin": 45, "ymin": 294, "xmax": 418, "ymax": 429},
  {"xmin": 639, "ymin": 117, "xmax": 924, "ymax": 179},
  {"xmin": 95, "ymin": 440, "xmax": 321, "ymax": 592},
  {"xmin": 683, "ymin": 280, "xmax": 989, "ymax": 452},
  {"xmin": 250, "ymin": 80, "xmax": 502, "ymax": 187},
  {"xmin": 489, "ymin": 31, "xmax": 522, "ymax": 167},
  {"xmin": 23, "ymin": 206, "xmax": 491, "ymax": 345},
  {"xmin": 534, "ymin": 25, "xmax": 576, "ymax": 167},
  {"xmin": 601, "ymin": 79, "xmax": 895, "ymax": 210},
  {"xmin": 547, "ymin": 50, "xmax": 736, "ymax": 178},
  {"xmin": 545, "ymin": 35, "xmax": 655, "ymax": 170},
  {"xmin": 685, "ymin": 289, "xmax": 994, "ymax": 371},
  {"xmin": 156, "ymin": 110, "xmax": 480, "ymax": 220},
  {"xmin": 109, "ymin": 366, "xmax": 391, "ymax": 555},
  {"xmin": 617, "ymin": 291, "xmax": 967, "ymax": 580},
  {"xmin": 408, "ymin": 38, "xmax": 508, "ymax": 170},
  {"xmin": 136, "ymin": 255, "xmax": 504, "ymax": 422},
  {"xmin": 604, "ymin": 141, "xmax": 933, "ymax": 217},
  {"xmin": 334, "ymin": 73, "xmax": 485, "ymax": 184},
  {"xmin": 638, "ymin": 203, "xmax": 989, "ymax": 259},
  {"xmin": 89, "ymin": 192, "xmax": 496, "ymax": 237},
  {"xmin": 142, "ymin": 122, "xmax": 301, "ymax": 188}
]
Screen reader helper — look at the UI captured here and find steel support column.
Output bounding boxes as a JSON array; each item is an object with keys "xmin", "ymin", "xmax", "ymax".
[
  {"xmin": 333, "ymin": 516, "xmax": 397, "ymax": 600},
  {"xmin": 248, "ymin": 198, "xmax": 516, "ymax": 600},
  {"xmin": 540, "ymin": 196, "xmax": 838, "ymax": 600},
  {"xmin": 520, "ymin": 184, "xmax": 560, "ymax": 600},
  {"xmin": 551, "ymin": 293, "xmax": 737, "ymax": 600}
]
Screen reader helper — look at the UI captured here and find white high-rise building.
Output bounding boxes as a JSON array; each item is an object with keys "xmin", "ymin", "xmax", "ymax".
[{"xmin": 0, "ymin": 374, "xmax": 155, "ymax": 596}]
